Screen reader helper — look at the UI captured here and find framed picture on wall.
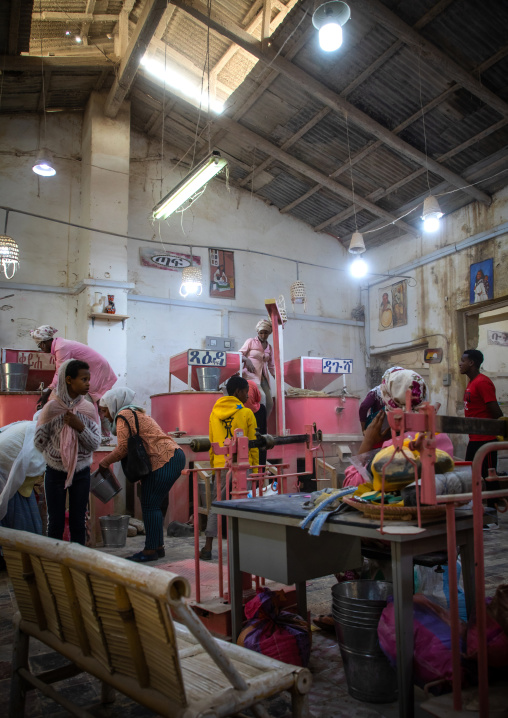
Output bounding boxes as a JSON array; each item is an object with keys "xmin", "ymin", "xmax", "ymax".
[
  {"xmin": 378, "ymin": 280, "xmax": 408, "ymax": 331},
  {"xmin": 470, "ymin": 258, "xmax": 494, "ymax": 304},
  {"xmin": 209, "ymin": 249, "xmax": 235, "ymax": 299}
]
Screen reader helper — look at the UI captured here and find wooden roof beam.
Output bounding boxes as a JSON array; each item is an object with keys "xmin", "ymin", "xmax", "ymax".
[
  {"xmin": 354, "ymin": 0, "xmax": 508, "ymax": 120},
  {"xmin": 32, "ymin": 12, "xmax": 118, "ymax": 22},
  {"xmin": 239, "ymin": 0, "xmax": 456, "ymax": 190},
  {"xmin": 0, "ymin": 55, "xmax": 113, "ymax": 69},
  {"xmin": 79, "ymin": 0, "xmax": 97, "ymax": 45},
  {"xmin": 8, "ymin": 0, "xmax": 22, "ymax": 55},
  {"xmin": 104, "ymin": 0, "xmax": 167, "ymax": 118},
  {"xmin": 170, "ymin": 0, "xmax": 490, "ymax": 205},
  {"xmin": 218, "ymin": 116, "xmax": 418, "ymax": 235}
]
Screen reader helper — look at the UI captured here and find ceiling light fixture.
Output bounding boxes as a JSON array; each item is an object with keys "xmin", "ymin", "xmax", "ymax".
[
  {"xmin": 0, "ymin": 212, "xmax": 20, "ymax": 279},
  {"xmin": 179, "ymin": 265, "xmax": 203, "ymax": 298},
  {"xmin": 422, "ymin": 195, "xmax": 443, "ymax": 232},
  {"xmin": 153, "ymin": 151, "xmax": 227, "ymax": 220},
  {"xmin": 32, "ymin": 149, "xmax": 56, "ymax": 177},
  {"xmin": 312, "ymin": 1, "xmax": 351, "ymax": 52},
  {"xmin": 348, "ymin": 231, "xmax": 366, "ymax": 254},
  {"xmin": 75, "ymin": 35, "xmax": 82, "ymax": 43},
  {"xmin": 350, "ymin": 257, "xmax": 368, "ymax": 278}
]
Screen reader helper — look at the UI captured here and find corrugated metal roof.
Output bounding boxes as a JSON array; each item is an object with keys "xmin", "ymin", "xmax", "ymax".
[{"xmin": 3, "ymin": 0, "xmax": 508, "ymax": 246}]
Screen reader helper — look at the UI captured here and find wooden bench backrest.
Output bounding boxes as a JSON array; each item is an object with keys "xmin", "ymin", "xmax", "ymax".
[{"xmin": 0, "ymin": 528, "xmax": 189, "ymax": 706}]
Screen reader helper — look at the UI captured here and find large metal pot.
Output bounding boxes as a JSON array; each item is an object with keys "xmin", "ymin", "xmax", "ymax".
[{"xmin": 0, "ymin": 363, "xmax": 29, "ymax": 392}]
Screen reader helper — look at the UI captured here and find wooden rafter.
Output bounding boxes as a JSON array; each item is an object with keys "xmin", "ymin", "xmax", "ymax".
[
  {"xmin": 354, "ymin": 0, "xmax": 508, "ymax": 120},
  {"xmin": 8, "ymin": 0, "xmax": 22, "ymax": 55},
  {"xmin": 170, "ymin": 0, "xmax": 490, "ymax": 205},
  {"xmin": 104, "ymin": 0, "xmax": 168, "ymax": 118},
  {"xmin": 32, "ymin": 12, "xmax": 118, "ymax": 22},
  {"xmin": 80, "ymin": 0, "xmax": 97, "ymax": 46}
]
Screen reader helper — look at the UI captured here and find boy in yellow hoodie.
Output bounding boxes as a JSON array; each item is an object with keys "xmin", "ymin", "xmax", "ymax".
[{"xmin": 200, "ymin": 375, "xmax": 259, "ymax": 560}]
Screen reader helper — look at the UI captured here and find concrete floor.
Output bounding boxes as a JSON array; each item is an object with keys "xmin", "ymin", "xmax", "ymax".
[{"xmin": 1, "ymin": 512, "xmax": 507, "ymax": 718}]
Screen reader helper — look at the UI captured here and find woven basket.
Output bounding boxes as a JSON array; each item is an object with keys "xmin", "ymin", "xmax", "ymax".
[
  {"xmin": 342, "ymin": 496, "xmax": 446, "ymax": 522},
  {"xmin": 277, "ymin": 295, "xmax": 288, "ymax": 323},
  {"xmin": 290, "ymin": 280, "xmax": 306, "ymax": 305}
]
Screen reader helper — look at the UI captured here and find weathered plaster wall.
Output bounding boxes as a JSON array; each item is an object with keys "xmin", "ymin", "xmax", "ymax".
[
  {"xmin": 0, "ymin": 110, "xmax": 368, "ymax": 410},
  {"xmin": 366, "ymin": 186, "xmax": 508, "ymax": 454}
]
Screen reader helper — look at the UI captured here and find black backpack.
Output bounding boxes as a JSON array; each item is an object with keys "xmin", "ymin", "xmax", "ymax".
[{"xmin": 117, "ymin": 409, "xmax": 151, "ymax": 483}]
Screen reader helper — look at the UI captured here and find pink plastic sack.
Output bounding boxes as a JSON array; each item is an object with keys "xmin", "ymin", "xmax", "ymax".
[
  {"xmin": 466, "ymin": 598, "xmax": 508, "ymax": 668},
  {"xmin": 378, "ymin": 594, "xmax": 466, "ymax": 691},
  {"xmin": 237, "ymin": 587, "xmax": 311, "ymax": 667}
]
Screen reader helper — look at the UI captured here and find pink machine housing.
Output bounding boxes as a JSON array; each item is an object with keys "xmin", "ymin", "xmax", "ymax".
[
  {"xmin": 152, "ymin": 352, "xmax": 363, "ymax": 523},
  {"xmin": 0, "ymin": 349, "xmax": 56, "ymax": 424}
]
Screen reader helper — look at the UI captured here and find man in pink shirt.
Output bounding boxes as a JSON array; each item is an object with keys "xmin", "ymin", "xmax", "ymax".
[{"xmin": 31, "ymin": 325, "xmax": 117, "ymax": 410}]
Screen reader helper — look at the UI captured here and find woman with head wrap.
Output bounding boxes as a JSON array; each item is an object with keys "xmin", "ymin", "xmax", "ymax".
[
  {"xmin": 34, "ymin": 359, "xmax": 101, "ymax": 545},
  {"xmin": 0, "ymin": 414, "xmax": 46, "ymax": 550},
  {"xmin": 239, "ymin": 319, "xmax": 276, "ymax": 419},
  {"xmin": 98, "ymin": 387, "xmax": 186, "ymax": 563},
  {"xmin": 30, "ymin": 325, "xmax": 117, "ymax": 411}
]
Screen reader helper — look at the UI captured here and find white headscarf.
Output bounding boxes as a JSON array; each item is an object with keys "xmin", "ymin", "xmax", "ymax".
[
  {"xmin": 99, "ymin": 387, "xmax": 143, "ymax": 435},
  {"xmin": 255, "ymin": 319, "xmax": 272, "ymax": 335},
  {"xmin": 0, "ymin": 416, "xmax": 46, "ymax": 521},
  {"xmin": 30, "ymin": 325, "xmax": 58, "ymax": 343}
]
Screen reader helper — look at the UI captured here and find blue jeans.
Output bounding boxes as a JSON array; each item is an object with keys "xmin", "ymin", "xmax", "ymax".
[
  {"xmin": 44, "ymin": 465, "xmax": 91, "ymax": 545},
  {"xmin": 141, "ymin": 449, "xmax": 186, "ymax": 550}
]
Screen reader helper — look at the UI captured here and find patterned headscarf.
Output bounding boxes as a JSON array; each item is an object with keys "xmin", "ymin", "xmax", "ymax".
[
  {"xmin": 380, "ymin": 366, "xmax": 427, "ymax": 410},
  {"xmin": 255, "ymin": 319, "xmax": 272, "ymax": 335},
  {"xmin": 30, "ymin": 325, "xmax": 58, "ymax": 343}
]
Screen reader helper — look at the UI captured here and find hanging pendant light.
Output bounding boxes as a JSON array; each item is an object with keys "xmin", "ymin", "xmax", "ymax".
[
  {"xmin": 33, "ymin": 149, "xmax": 56, "ymax": 177},
  {"xmin": 290, "ymin": 280, "xmax": 307, "ymax": 311},
  {"xmin": 179, "ymin": 265, "xmax": 203, "ymax": 298},
  {"xmin": 348, "ymin": 231, "xmax": 366, "ymax": 254},
  {"xmin": 0, "ymin": 235, "xmax": 20, "ymax": 279},
  {"xmin": 422, "ymin": 195, "xmax": 443, "ymax": 232},
  {"xmin": 312, "ymin": 1, "xmax": 351, "ymax": 52}
]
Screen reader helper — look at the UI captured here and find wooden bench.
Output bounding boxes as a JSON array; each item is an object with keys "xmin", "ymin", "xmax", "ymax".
[{"xmin": 0, "ymin": 527, "xmax": 311, "ymax": 718}]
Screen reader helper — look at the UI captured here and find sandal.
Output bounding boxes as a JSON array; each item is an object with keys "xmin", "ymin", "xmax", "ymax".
[{"xmin": 312, "ymin": 614, "xmax": 335, "ymax": 633}]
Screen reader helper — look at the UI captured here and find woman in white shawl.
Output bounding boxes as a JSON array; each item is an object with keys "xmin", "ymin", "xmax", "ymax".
[{"xmin": 0, "ymin": 415, "xmax": 46, "ymax": 550}]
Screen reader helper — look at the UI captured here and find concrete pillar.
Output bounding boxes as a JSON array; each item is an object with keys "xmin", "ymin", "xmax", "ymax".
[{"xmin": 74, "ymin": 91, "xmax": 131, "ymax": 384}]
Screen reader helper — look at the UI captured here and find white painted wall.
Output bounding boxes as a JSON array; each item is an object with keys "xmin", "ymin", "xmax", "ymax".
[{"xmin": 1, "ymin": 110, "xmax": 368, "ymax": 411}]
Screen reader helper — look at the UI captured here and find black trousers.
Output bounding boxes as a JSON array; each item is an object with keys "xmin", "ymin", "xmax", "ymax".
[
  {"xmin": 45, "ymin": 465, "xmax": 90, "ymax": 545},
  {"xmin": 254, "ymin": 404, "xmax": 267, "ymax": 468},
  {"xmin": 465, "ymin": 440, "xmax": 498, "ymax": 506}
]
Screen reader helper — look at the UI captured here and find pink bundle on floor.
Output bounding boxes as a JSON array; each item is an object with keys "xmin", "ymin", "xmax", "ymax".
[
  {"xmin": 378, "ymin": 594, "xmax": 466, "ymax": 692},
  {"xmin": 237, "ymin": 587, "xmax": 312, "ymax": 667}
]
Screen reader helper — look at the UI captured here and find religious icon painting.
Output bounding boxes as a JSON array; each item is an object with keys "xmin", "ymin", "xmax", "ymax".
[
  {"xmin": 391, "ymin": 280, "xmax": 407, "ymax": 328},
  {"xmin": 470, "ymin": 258, "xmax": 494, "ymax": 304},
  {"xmin": 209, "ymin": 249, "xmax": 235, "ymax": 299},
  {"xmin": 378, "ymin": 287, "xmax": 393, "ymax": 331}
]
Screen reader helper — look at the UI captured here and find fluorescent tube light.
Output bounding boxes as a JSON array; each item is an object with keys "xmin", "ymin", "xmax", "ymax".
[{"xmin": 153, "ymin": 152, "xmax": 227, "ymax": 220}]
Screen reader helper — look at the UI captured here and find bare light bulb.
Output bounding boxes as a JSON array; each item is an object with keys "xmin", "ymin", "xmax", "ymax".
[
  {"xmin": 423, "ymin": 216, "xmax": 440, "ymax": 232},
  {"xmin": 75, "ymin": 36, "xmax": 82, "ymax": 43},
  {"xmin": 319, "ymin": 22, "xmax": 343, "ymax": 51},
  {"xmin": 179, "ymin": 281, "xmax": 202, "ymax": 298},
  {"xmin": 350, "ymin": 258, "xmax": 368, "ymax": 278}
]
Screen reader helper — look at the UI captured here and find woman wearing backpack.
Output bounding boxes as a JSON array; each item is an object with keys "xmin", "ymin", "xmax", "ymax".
[{"xmin": 98, "ymin": 387, "xmax": 185, "ymax": 562}]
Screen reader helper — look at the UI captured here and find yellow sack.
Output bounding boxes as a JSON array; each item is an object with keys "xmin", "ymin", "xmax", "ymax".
[{"xmin": 372, "ymin": 440, "xmax": 454, "ymax": 492}]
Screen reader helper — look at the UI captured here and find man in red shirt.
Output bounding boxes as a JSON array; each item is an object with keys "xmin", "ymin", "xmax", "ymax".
[{"xmin": 460, "ymin": 349, "xmax": 503, "ymax": 504}]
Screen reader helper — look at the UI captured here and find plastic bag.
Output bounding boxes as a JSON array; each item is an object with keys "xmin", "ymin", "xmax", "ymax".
[
  {"xmin": 414, "ymin": 560, "xmax": 467, "ymax": 622},
  {"xmin": 378, "ymin": 594, "xmax": 466, "ymax": 692},
  {"xmin": 237, "ymin": 587, "xmax": 311, "ymax": 667}
]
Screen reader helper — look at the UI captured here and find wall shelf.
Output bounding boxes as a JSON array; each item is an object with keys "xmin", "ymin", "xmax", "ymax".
[{"xmin": 89, "ymin": 313, "xmax": 129, "ymax": 329}]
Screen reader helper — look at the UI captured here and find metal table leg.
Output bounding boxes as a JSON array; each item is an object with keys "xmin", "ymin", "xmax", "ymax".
[
  {"xmin": 459, "ymin": 528, "xmax": 475, "ymax": 619},
  {"xmin": 295, "ymin": 581, "xmax": 307, "ymax": 620},
  {"xmin": 391, "ymin": 541, "xmax": 415, "ymax": 718},
  {"xmin": 228, "ymin": 516, "xmax": 243, "ymax": 642}
]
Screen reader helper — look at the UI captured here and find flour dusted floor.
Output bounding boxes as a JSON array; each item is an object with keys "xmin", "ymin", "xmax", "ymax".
[{"xmin": 1, "ymin": 513, "xmax": 507, "ymax": 718}]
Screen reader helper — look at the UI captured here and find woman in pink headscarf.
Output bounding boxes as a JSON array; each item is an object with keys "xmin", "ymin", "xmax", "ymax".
[
  {"xmin": 239, "ymin": 319, "xmax": 276, "ymax": 418},
  {"xmin": 30, "ymin": 325, "xmax": 117, "ymax": 409}
]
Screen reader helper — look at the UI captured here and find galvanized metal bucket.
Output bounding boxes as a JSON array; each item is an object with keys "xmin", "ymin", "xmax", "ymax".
[
  {"xmin": 332, "ymin": 580, "xmax": 398, "ymax": 704},
  {"xmin": 0, "ymin": 363, "xmax": 29, "ymax": 392},
  {"xmin": 90, "ymin": 469, "xmax": 122, "ymax": 504},
  {"xmin": 196, "ymin": 366, "xmax": 221, "ymax": 391},
  {"xmin": 99, "ymin": 514, "xmax": 130, "ymax": 548}
]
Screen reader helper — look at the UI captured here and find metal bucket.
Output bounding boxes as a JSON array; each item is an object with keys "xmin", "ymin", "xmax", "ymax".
[
  {"xmin": 196, "ymin": 366, "xmax": 221, "ymax": 391},
  {"xmin": 99, "ymin": 514, "xmax": 130, "ymax": 548},
  {"xmin": 0, "ymin": 363, "xmax": 29, "ymax": 392},
  {"xmin": 90, "ymin": 469, "xmax": 122, "ymax": 504},
  {"xmin": 332, "ymin": 580, "xmax": 397, "ymax": 703}
]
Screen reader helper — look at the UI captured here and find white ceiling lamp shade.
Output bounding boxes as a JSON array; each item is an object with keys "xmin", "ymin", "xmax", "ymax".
[
  {"xmin": 312, "ymin": 1, "xmax": 351, "ymax": 52},
  {"xmin": 348, "ymin": 231, "xmax": 366, "ymax": 254},
  {"xmin": 290, "ymin": 280, "xmax": 307, "ymax": 311},
  {"xmin": 32, "ymin": 149, "xmax": 56, "ymax": 177},
  {"xmin": 422, "ymin": 195, "xmax": 443, "ymax": 232},
  {"xmin": 153, "ymin": 151, "xmax": 227, "ymax": 220},
  {"xmin": 0, "ymin": 235, "xmax": 20, "ymax": 279},
  {"xmin": 179, "ymin": 265, "xmax": 203, "ymax": 298}
]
